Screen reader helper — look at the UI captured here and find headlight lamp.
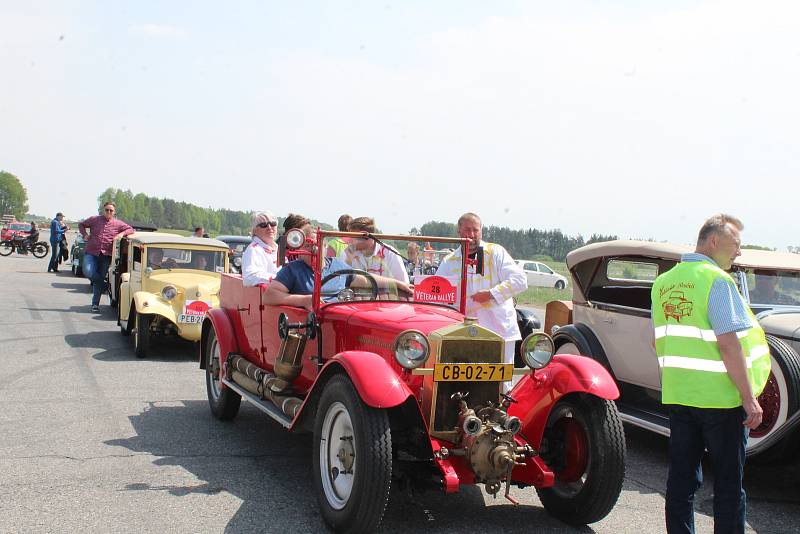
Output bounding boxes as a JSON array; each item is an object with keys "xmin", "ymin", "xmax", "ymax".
[
  {"xmin": 393, "ymin": 331, "xmax": 429, "ymax": 369},
  {"xmin": 161, "ymin": 285, "xmax": 178, "ymax": 301}
]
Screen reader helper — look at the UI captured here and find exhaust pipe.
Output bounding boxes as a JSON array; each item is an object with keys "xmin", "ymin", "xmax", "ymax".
[{"xmin": 228, "ymin": 355, "xmax": 303, "ymax": 419}]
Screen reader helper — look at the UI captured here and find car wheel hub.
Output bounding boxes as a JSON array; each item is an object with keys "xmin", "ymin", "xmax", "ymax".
[{"xmin": 320, "ymin": 402, "xmax": 355, "ymax": 510}]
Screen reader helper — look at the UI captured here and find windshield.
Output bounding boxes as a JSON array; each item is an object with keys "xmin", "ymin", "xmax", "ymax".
[
  {"xmin": 746, "ymin": 269, "xmax": 800, "ymax": 306},
  {"xmin": 146, "ymin": 247, "xmax": 226, "ymax": 273},
  {"xmin": 316, "ymin": 232, "xmax": 466, "ymax": 309},
  {"xmin": 10, "ymin": 223, "xmax": 30, "ymax": 231}
]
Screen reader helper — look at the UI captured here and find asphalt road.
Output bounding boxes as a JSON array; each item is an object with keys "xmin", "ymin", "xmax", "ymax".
[{"xmin": 1, "ymin": 253, "xmax": 799, "ymax": 533}]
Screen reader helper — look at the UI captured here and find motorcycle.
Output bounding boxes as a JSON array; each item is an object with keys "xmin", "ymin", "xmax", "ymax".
[{"xmin": 0, "ymin": 233, "xmax": 50, "ymax": 258}]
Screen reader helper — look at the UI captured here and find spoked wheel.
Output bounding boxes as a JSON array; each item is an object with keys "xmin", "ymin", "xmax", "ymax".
[
  {"xmin": 749, "ymin": 335, "xmax": 800, "ymax": 461},
  {"xmin": 538, "ymin": 396, "xmax": 626, "ymax": 526},
  {"xmin": 0, "ymin": 241, "xmax": 13, "ymax": 256},
  {"xmin": 313, "ymin": 375, "xmax": 391, "ymax": 533},
  {"xmin": 31, "ymin": 242, "xmax": 49, "ymax": 258},
  {"xmin": 205, "ymin": 328, "xmax": 241, "ymax": 420},
  {"xmin": 134, "ymin": 312, "xmax": 152, "ymax": 359}
]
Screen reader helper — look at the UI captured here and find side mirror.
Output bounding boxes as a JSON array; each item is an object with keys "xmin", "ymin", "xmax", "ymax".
[{"xmin": 520, "ymin": 332, "xmax": 555, "ymax": 370}]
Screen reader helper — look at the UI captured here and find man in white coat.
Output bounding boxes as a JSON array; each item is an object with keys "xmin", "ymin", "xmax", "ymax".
[{"xmin": 436, "ymin": 212, "xmax": 528, "ymax": 372}]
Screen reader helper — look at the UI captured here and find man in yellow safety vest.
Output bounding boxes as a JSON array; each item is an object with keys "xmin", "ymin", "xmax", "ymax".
[{"xmin": 651, "ymin": 213, "xmax": 770, "ymax": 534}]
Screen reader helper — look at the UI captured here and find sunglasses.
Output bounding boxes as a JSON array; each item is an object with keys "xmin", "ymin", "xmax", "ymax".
[
  {"xmin": 104, "ymin": 208, "xmax": 115, "ymax": 213},
  {"xmin": 257, "ymin": 221, "xmax": 277, "ymax": 228}
]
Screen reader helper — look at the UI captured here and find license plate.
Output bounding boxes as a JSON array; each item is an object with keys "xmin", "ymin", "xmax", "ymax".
[
  {"xmin": 433, "ymin": 363, "xmax": 512, "ymax": 382},
  {"xmin": 177, "ymin": 314, "xmax": 204, "ymax": 324}
]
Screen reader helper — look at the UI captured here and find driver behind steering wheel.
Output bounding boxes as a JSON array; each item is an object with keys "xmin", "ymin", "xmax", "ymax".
[{"xmin": 263, "ymin": 222, "xmax": 413, "ymax": 310}]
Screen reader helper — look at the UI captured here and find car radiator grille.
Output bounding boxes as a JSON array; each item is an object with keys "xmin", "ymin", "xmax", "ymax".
[{"xmin": 432, "ymin": 338, "xmax": 504, "ymax": 433}]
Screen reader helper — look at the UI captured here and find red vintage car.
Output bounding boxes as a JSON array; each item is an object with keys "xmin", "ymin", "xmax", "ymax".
[
  {"xmin": 0, "ymin": 221, "xmax": 31, "ymax": 242},
  {"xmin": 200, "ymin": 230, "xmax": 625, "ymax": 532}
]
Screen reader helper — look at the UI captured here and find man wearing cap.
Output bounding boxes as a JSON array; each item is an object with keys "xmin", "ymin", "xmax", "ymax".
[
  {"xmin": 48, "ymin": 212, "xmax": 68, "ymax": 272},
  {"xmin": 242, "ymin": 211, "xmax": 280, "ymax": 286}
]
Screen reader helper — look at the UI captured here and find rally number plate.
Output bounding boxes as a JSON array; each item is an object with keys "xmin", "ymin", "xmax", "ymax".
[
  {"xmin": 177, "ymin": 314, "xmax": 204, "ymax": 324},
  {"xmin": 433, "ymin": 363, "xmax": 512, "ymax": 382}
]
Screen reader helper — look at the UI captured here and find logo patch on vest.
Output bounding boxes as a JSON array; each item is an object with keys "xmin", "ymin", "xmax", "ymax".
[{"xmin": 662, "ymin": 290, "xmax": 694, "ymax": 322}]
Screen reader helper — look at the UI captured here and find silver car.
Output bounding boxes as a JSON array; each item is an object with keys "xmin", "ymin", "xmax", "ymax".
[{"xmin": 547, "ymin": 240, "xmax": 800, "ymax": 459}]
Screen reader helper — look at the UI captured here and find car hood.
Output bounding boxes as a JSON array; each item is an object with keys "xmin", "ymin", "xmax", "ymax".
[
  {"xmin": 328, "ymin": 302, "xmax": 464, "ymax": 336},
  {"xmin": 759, "ymin": 311, "xmax": 800, "ymax": 341}
]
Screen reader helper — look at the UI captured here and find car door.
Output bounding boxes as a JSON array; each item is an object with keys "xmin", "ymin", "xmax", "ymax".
[
  {"xmin": 521, "ymin": 262, "xmax": 543, "ymax": 287},
  {"xmin": 536, "ymin": 262, "xmax": 557, "ymax": 287}
]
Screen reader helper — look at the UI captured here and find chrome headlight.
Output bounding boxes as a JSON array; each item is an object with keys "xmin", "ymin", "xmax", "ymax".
[
  {"xmin": 393, "ymin": 330, "xmax": 429, "ymax": 369},
  {"xmin": 161, "ymin": 285, "xmax": 178, "ymax": 301},
  {"xmin": 233, "ymin": 257, "xmax": 241, "ymax": 267},
  {"xmin": 285, "ymin": 228, "xmax": 306, "ymax": 249}
]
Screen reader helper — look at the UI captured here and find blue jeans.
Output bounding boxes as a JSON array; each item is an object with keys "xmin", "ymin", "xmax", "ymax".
[
  {"xmin": 82, "ymin": 253, "xmax": 111, "ymax": 306},
  {"xmin": 665, "ymin": 405, "xmax": 748, "ymax": 534},
  {"xmin": 48, "ymin": 240, "xmax": 60, "ymax": 271}
]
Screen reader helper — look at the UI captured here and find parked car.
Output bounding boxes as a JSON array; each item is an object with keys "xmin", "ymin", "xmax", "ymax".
[
  {"xmin": 112, "ymin": 232, "xmax": 230, "ymax": 358},
  {"xmin": 516, "ymin": 260, "xmax": 569, "ymax": 289},
  {"xmin": 200, "ymin": 230, "xmax": 626, "ymax": 532},
  {"xmin": 70, "ymin": 234, "xmax": 86, "ymax": 276},
  {"xmin": 215, "ymin": 234, "xmax": 251, "ymax": 274},
  {"xmin": 1, "ymin": 221, "xmax": 32, "ymax": 242},
  {"xmin": 547, "ymin": 240, "xmax": 800, "ymax": 459}
]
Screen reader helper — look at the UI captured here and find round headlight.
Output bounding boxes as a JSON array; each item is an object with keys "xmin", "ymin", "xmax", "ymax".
[
  {"xmin": 393, "ymin": 331, "xmax": 429, "ymax": 369},
  {"xmin": 520, "ymin": 332, "xmax": 554, "ymax": 370},
  {"xmin": 233, "ymin": 257, "xmax": 241, "ymax": 267},
  {"xmin": 161, "ymin": 285, "xmax": 178, "ymax": 301},
  {"xmin": 285, "ymin": 228, "xmax": 306, "ymax": 249}
]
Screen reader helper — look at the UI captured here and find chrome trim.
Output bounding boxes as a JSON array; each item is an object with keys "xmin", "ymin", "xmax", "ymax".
[
  {"xmin": 619, "ymin": 412, "xmax": 670, "ymax": 437},
  {"xmin": 221, "ymin": 377, "xmax": 291, "ymax": 428}
]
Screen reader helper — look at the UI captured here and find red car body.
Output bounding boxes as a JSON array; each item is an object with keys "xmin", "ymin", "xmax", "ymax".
[
  {"xmin": 1, "ymin": 221, "xmax": 32, "ymax": 241},
  {"xmin": 200, "ymin": 230, "xmax": 625, "ymax": 532}
]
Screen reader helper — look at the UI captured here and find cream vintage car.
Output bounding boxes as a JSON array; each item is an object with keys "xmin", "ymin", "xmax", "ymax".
[
  {"xmin": 546, "ymin": 240, "xmax": 800, "ymax": 459},
  {"xmin": 111, "ymin": 232, "xmax": 229, "ymax": 358}
]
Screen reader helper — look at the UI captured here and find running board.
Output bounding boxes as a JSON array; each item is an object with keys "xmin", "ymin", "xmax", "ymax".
[
  {"xmin": 618, "ymin": 405, "xmax": 671, "ymax": 437},
  {"xmin": 221, "ymin": 377, "xmax": 292, "ymax": 428}
]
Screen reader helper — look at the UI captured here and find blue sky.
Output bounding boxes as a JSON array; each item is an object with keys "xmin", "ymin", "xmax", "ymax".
[{"xmin": 2, "ymin": 1, "xmax": 799, "ymax": 249}]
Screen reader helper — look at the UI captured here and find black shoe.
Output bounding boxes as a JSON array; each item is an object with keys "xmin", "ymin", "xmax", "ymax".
[{"xmin": 91, "ymin": 305, "xmax": 100, "ymax": 312}]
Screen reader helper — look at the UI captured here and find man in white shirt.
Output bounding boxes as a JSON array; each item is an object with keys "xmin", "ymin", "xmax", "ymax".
[
  {"xmin": 340, "ymin": 216, "xmax": 409, "ymax": 284},
  {"xmin": 242, "ymin": 211, "xmax": 280, "ymax": 286},
  {"xmin": 436, "ymin": 212, "xmax": 527, "ymax": 369}
]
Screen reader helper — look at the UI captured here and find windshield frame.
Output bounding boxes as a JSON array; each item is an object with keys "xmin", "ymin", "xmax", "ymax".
[{"xmin": 309, "ymin": 230, "xmax": 470, "ymax": 314}]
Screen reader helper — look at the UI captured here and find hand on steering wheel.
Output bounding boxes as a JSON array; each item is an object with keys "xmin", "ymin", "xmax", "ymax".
[{"xmin": 319, "ymin": 268, "xmax": 378, "ymax": 301}]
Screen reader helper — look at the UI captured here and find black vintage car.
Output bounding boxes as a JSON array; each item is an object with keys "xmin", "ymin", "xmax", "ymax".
[{"xmin": 215, "ymin": 235, "xmax": 252, "ymax": 274}]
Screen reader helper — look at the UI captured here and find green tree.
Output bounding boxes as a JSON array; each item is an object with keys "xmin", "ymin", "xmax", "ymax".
[{"xmin": 0, "ymin": 171, "xmax": 29, "ymax": 219}]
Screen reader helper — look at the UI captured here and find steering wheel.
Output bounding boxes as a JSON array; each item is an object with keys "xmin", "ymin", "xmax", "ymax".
[{"xmin": 319, "ymin": 268, "xmax": 378, "ymax": 301}]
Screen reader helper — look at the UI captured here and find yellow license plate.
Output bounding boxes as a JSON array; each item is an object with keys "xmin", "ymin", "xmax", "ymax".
[{"xmin": 433, "ymin": 363, "xmax": 512, "ymax": 382}]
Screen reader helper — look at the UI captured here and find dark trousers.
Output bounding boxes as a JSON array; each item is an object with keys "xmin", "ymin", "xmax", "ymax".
[
  {"xmin": 48, "ymin": 240, "xmax": 60, "ymax": 271},
  {"xmin": 666, "ymin": 405, "xmax": 748, "ymax": 534},
  {"xmin": 83, "ymin": 253, "xmax": 111, "ymax": 306}
]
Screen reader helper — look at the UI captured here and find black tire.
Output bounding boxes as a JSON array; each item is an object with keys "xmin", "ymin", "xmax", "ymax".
[
  {"xmin": 538, "ymin": 396, "xmax": 626, "ymax": 525},
  {"xmin": 76, "ymin": 263, "xmax": 83, "ymax": 277},
  {"xmin": 205, "ymin": 328, "xmax": 241, "ymax": 420},
  {"xmin": 119, "ymin": 305, "xmax": 133, "ymax": 336},
  {"xmin": 749, "ymin": 335, "xmax": 800, "ymax": 461},
  {"xmin": 555, "ymin": 280, "xmax": 566, "ymax": 290},
  {"xmin": 134, "ymin": 312, "xmax": 152, "ymax": 358},
  {"xmin": 31, "ymin": 242, "xmax": 49, "ymax": 259},
  {"xmin": 312, "ymin": 375, "xmax": 391, "ymax": 533},
  {"xmin": 0, "ymin": 241, "xmax": 13, "ymax": 256}
]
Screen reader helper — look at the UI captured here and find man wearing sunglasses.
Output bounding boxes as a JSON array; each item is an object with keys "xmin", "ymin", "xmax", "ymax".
[
  {"xmin": 242, "ymin": 211, "xmax": 280, "ymax": 286},
  {"xmin": 78, "ymin": 201, "xmax": 134, "ymax": 312}
]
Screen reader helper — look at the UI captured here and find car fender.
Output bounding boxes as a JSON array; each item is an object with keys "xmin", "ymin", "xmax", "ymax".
[
  {"xmin": 509, "ymin": 354, "xmax": 620, "ymax": 446},
  {"xmin": 133, "ymin": 291, "xmax": 177, "ymax": 324},
  {"xmin": 289, "ymin": 351, "xmax": 415, "ymax": 432},
  {"xmin": 553, "ymin": 322, "xmax": 616, "ymax": 378},
  {"xmin": 199, "ymin": 308, "xmax": 239, "ymax": 370}
]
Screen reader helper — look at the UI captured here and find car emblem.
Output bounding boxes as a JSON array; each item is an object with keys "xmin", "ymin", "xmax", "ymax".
[{"xmin": 469, "ymin": 326, "xmax": 478, "ymax": 337}]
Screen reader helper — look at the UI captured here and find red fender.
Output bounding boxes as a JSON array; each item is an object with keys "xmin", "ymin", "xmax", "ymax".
[
  {"xmin": 288, "ymin": 351, "xmax": 416, "ymax": 431},
  {"xmin": 324, "ymin": 351, "xmax": 414, "ymax": 408},
  {"xmin": 200, "ymin": 308, "xmax": 240, "ymax": 370},
  {"xmin": 508, "ymin": 354, "xmax": 619, "ymax": 447}
]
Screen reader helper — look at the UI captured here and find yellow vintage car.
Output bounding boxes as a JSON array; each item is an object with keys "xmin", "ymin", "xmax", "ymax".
[{"xmin": 112, "ymin": 232, "xmax": 230, "ymax": 358}]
